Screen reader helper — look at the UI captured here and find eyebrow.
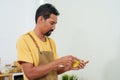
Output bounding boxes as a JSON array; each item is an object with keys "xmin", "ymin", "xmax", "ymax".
[{"xmin": 51, "ymin": 20, "xmax": 57, "ymax": 24}]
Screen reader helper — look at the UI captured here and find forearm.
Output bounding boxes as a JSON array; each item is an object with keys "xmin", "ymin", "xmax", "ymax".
[
  {"xmin": 28, "ymin": 64, "xmax": 53, "ymax": 79},
  {"xmin": 22, "ymin": 61, "xmax": 58, "ymax": 80},
  {"xmin": 57, "ymin": 67, "xmax": 67, "ymax": 74}
]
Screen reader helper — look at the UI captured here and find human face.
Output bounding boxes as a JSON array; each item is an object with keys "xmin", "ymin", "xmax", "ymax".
[{"xmin": 43, "ymin": 14, "xmax": 57, "ymax": 36}]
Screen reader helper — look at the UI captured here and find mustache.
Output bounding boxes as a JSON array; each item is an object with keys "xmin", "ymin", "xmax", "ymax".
[{"xmin": 49, "ymin": 29, "xmax": 54, "ymax": 32}]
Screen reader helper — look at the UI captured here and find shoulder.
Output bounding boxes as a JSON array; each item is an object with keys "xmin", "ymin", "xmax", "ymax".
[{"xmin": 17, "ymin": 31, "xmax": 33, "ymax": 44}]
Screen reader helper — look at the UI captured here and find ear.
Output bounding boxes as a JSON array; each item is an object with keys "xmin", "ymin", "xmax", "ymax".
[{"xmin": 37, "ymin": 16, "xmax": 44, "ymax": 24}]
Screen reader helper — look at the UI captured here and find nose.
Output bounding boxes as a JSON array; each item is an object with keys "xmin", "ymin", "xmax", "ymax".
[{"xmin": 52, "ymin": 25, "xmax": 55, "ymax": 30}]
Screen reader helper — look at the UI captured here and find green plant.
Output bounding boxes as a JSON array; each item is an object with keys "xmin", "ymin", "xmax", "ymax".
[
  {"xmin": 62, "ymin": 74, "xmax": 78, "ymax": 80},
  {"xmin": 62, "ymin": 74, "xmax": 69, "ymax": 80}
]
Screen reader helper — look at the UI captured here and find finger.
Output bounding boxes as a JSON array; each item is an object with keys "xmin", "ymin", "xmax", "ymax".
[
  {"xmin": 67, "ymin": 55, "xmax": 73, "ymax": 58},
  {"xmin": 80, "ymin": 61, "xmax": 87, "ymax": 67},
  {"xmin": 71, "ymin": 67, "xmax": 79, "ymax": 70},
  {"xmin": 84, "ymin": 60, "xmax": 89, "ymax": 64},
  {"xmin": 73, "ymin": 57, "xmax": 80, "ymax": 61},
  {"xmin": 68, "ymin": 57, "xmax": 74, "ymax": 61},
  {"xmin": 79, "ymin": 60, "xmax": 89, "ymax": 68},
  {"xmin": 68, "ymin": 61, "xmax": 74, "ymax": 66},
  {"xmin": 79, "ymin": 63, "xmax": 85, "ymax": 69}
]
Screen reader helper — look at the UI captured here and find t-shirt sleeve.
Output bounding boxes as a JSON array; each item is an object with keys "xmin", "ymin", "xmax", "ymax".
[{"xmin": 16, "ymin": 36, "xmax": 33, "ymax": 64}]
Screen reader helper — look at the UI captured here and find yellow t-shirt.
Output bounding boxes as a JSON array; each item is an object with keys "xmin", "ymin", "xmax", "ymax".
[{"xmin": 16, "ymin": 30, "xmax": 58, "ymax": 80}]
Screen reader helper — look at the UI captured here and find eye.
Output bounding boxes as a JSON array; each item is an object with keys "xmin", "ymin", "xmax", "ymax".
[{"xmin": 50, "ymin": 22, "xmax": 54, "ymax": 25}]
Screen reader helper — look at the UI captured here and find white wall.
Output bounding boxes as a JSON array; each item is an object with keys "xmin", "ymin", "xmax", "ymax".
[
  {"xmin": 0, "ymin": 0, "xmax": 120, "ymax": 80},
  {"xmin": 0, "ymin": 0, "xmax": 39, "ymax": 65},
  {"xmin": 44, "ymin": 0, "xmax": 120, "ymax": 80}
]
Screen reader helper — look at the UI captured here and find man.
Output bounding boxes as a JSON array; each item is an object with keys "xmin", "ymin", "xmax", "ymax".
[{"xmin": 16, "ymin": 3, "xmax": 89, "ymax": 80}]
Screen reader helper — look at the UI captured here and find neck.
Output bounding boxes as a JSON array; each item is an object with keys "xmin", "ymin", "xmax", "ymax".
[{"xmin": 34, "ymin": 28, "xmax": 46, "ymax": 42}]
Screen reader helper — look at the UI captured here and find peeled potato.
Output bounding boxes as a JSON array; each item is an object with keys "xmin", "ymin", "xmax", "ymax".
[{"xmin": 73, "ymin": 60, "xmax": 80, "ymax": 68}]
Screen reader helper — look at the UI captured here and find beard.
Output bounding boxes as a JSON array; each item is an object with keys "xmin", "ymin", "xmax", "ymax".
[{"xmin": 44, "ymin": 29, "xmax": 53, "ymax": 36}]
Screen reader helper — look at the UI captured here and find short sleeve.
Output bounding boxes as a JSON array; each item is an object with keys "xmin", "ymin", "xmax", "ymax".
[{"xmin": 16, "ymin": 36, "xmax": 33, "ymax": 64}]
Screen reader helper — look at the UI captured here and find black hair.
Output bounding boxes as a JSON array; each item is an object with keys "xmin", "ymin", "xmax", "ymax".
[{"xmin": 35, "ymin": 3, "xmax": 60, "ymax": 23}]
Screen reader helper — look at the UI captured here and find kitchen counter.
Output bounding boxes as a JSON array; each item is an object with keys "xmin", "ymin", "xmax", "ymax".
[
  {"xmin": 0, "ymin": 73, "xmax": 12, "ymax": 80},
  {"xmin": 0, "ymin": 72, "xmax": 23, "ymax": 80}
]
